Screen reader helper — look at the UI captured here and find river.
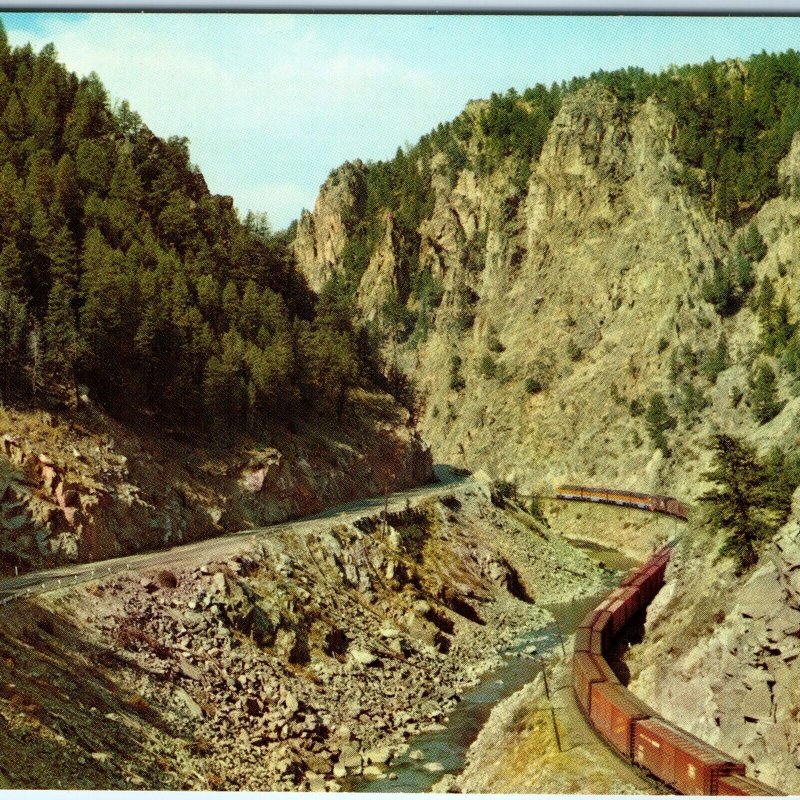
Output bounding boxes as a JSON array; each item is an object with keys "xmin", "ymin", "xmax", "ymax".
[{"xmin": 351, "ymin": 541, "xmax": 638, "ymax": 793}]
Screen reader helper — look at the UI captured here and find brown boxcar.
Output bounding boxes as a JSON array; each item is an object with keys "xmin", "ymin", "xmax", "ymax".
[
  {"xmin": 593, "ymin": 609, "xmax": 614, "ymax": 651},
  {"xmin": 607, "ymin": 597, "xmax": 627, "ymax": 636},
  {"xmin": 716, "ymin": 774, "xmax": 785, "ymax": 796},
  {"xmin": 579, "ymin": 608, "xmax": 598, "ymax": 630},
  {"xmin": 619, "ymin": 567, "xmax": 640, "ymax": 587},
  {"xmin": 633, "ymin": 717, "xmax": 744, "ymax": 795},
  {"xmin": 593, "ymin": 654, "xmax": 621, "ymax": 684},
  {"xmin": 589, "ymin": 682, "xmax": 654, "ymax": 758},
  {"xmin": 572, "ymin": 652, "xmax": 607, "ymax": 714},
  {"xmin": 616, "ymin": 586, "xmax": 639, "ymax": 629}
]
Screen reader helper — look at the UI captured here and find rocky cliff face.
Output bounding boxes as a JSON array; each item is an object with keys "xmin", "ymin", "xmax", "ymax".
[
  {"xmin": 294, "ymin": 160, "xmax": 367, "ymax": 293},
  {"xmin": 294, "ymin": 84, "xmax": 800, "ymax": 502},
  {"xmin": 0, "ymin": 395, "xmax": 433, "ymax": 570}
]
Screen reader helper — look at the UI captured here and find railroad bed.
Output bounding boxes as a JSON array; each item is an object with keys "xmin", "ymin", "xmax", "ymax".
[{"xmin": 561, "ymin": 486, "xmax": 783, "ymax": 796}]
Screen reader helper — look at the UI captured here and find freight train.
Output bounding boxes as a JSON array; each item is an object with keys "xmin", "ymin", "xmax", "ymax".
[
  {"xmin": 572, "ymin": 544, "xmax": 783, "ymax": 795},
  {"xmin": 556, "ymin": 485, "xmax": 690, "ymax": 520}
]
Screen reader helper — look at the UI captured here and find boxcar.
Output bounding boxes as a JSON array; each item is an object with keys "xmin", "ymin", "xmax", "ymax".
[
  {"xmin": 574, "ymin": 625, "xmax": 593, "ymax": 654},
  {"xmin": 589, "ymin": 682, "xmax": 654, "ymax": 758},
  {"xmin": 593, "ymin": 608, "xmax": 614, "ymax": 650},
  {"xmin": 572, "ymin": 652, "xmax": 607, "ymax": 714},
  {"xmin": 633, "ymin": 717, "xmax": 745, "ymax": 795},
  {"xmin": 716, "ymin": 773, "xmax": 786, "ymax": 796},
  {"xmin": 593, "ymin": 655, "xmax": 621, "ymax": 684}
]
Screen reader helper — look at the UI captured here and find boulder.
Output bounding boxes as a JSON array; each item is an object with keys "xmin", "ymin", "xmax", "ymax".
[
  {"xmin": 349, "ymin": 648, "xmax": 378, "ymax": 667},
  {"xmin": 175, "ymin": 687, "xmax": 204, "ymax": 719},
  {"xmin": 364, "ymin": 747, "xmax": 391, "ymax": 765}
]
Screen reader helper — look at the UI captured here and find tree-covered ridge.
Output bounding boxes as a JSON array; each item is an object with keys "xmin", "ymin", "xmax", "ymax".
[
  {"xmin": 0, "ymin": 23, "xmax": 370, "ymax": 433},
  {"xmin": 323, "ymin": 49, "xmax": 800, "ymax": 340},
  {"xmin": 575, "ymin": 51, "xmax": 800, "ymax": 222}
]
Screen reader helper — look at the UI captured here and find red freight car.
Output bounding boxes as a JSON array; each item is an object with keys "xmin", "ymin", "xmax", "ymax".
[
  {"xmin": 633, "ymin": 717, "xmax": 745, "ymax": 795},
  {"xmin": 572, "ymin": 652, "xmax": 608, "ymax": 715},
  {"xmin": 716, "ymin": 773, "xmax": 786, "ymax": 796},
  {"xmin": 590, "ymin": 681, "xmax": 655, "ymax": 758},
  {"xmin": 593, "ymin": 654, "xmax": 621, "ymax": 685},
  {"xmin": 593, "ymin": 608, "xmax": 614, "ymax": 650}
]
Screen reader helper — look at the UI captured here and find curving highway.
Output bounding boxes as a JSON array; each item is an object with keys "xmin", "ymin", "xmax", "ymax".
[{"xmin": 0, "ymin": 464, "xmax": 468, "ymax": 605}]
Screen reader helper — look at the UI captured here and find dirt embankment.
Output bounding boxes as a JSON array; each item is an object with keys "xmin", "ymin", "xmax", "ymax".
[
  {"xmin": 450, "ymin": 657, "xmax": 659, "ymax": 795},
  {"xmin": 0, "ymin": 389, "xmax": 433, "ymax": 572},
  {"xmin": 0, "ymin": 482, "xmax": 606, "ymax": 790}
]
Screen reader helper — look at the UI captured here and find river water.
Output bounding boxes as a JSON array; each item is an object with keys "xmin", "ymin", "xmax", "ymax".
[{"xmin": 351, "ymin": 541, "xmax": 638, "ymax": 793}]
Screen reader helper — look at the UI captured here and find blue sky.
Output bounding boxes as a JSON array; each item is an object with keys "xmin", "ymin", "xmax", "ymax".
[{"xmin": 4, "ymin": 13, "xmax": 800, "ymax": 229}]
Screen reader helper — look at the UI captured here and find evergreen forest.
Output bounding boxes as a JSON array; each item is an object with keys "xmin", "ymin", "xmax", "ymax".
[{"xmin": 0, "ymin": 22, "xmax": 371, "ymax": 435}]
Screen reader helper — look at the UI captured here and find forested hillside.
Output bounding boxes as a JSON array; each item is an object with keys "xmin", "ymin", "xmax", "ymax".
[{"xmin": 0, "ymin": 22, "xmax": 372, "ymax": 435}]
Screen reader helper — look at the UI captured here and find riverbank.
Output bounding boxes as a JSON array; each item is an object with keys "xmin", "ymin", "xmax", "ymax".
[{"xmin": 0, "ymin": 479, "xmax": 608, "ymax": 790}]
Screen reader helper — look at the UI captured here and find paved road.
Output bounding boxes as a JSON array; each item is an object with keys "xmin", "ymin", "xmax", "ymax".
[{"xmin": 0, "ymin": 465, "xmax": 469, "ymax": 604}]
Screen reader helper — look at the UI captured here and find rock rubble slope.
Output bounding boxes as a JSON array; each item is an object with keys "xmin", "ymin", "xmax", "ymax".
[
  {"xmin": 0, "ymin": 390, "xmax": 432, "ymax": 571},
  {"xmin": 0, "ymin": 481, "xmax": 606, "ymax": 790}
]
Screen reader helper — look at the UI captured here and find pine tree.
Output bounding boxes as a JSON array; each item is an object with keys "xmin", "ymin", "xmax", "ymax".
[
  {"xmin": 48, "ymin": 224, "xmax": 78, "ymax": 290},
  {"xmin": 750, "ymin": 362, "xmax": 783, "ymax": 424},
  {"xmin": 702, "ymin": 332, "xmax": 730, "ymax": 382},
  {"xmin": 221, "ymin": 280, "xmax": 239, "ymax": 323},
  {"xmin": 1, "ymin": 91, "xmax": 25, "ymax": 140},
  {"xmin": 0, "ymin": 285, "xmax": 29, "ymax": 403},
  {"xmin": 43, "ymin": 280, "xmax": 80, "ymax": 401},
  {"xmin": 239, "ymin": 279, "xmax": 261, "ymax": 338},
  {"xmin": 644, "ymin": 392, "xmax": 675, "ymax": 455},
  {"xmin": 0, "ymin": 241, "xmax": 24, "ymax": 298},
  {"xmin": 53, "ymin": 153, "xmax": 81, "ymax": 223},
  {"xmin": 701, "ymin": 433, "xmax": 783, "ymax": 572}
]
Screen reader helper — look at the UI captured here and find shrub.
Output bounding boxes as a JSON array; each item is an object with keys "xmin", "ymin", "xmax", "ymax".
[
  {"xmin": 750, "ymin": 362, "xmax": 783, "ymax": 424},
  {"xmin": 528, "ymin": 495, "xmax": 547, "ymax": 525},
  {"xmin": 702, "ymin": 333, "xmax": 730, "ymax": 383},
  {"xmin": 491, "ymin": 480, "xmax": 517, "ymax": 508},
  {"xmin": 478, "ymin": 354, "xmax": 498, "ymax": 379},
  {"xmin": 566, "ymin": 339, "xmax": 582, "ymax": 362},
  {"xmin": 449, "ymin": 354, "xmax": 465, "ymax": 391},
  {"xmin": 678, "ymin": 381, "xmax": 708, "ymax": 423},
  {"xmin": 524, "ymin": 376, "xmax": 543, "ymax": 394},
  {"xmin": 488, "ymin": 335, "xmax": 505, "ymax": 353}
]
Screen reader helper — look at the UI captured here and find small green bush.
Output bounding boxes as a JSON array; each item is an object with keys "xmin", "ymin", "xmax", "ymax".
[
  {"xmin": 566, "ymin": 339, "xmax": 582, "ymax": 362},
  {"xmin": 478, "ymin": 354, "xmax": 498, "ymax": 379},
  {"xmin": 524, "ymin": 376, "xmax": 543, "ymax": 394}
]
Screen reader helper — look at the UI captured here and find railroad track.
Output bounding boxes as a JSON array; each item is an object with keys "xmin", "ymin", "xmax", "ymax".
[{"xmin": 564, "ymin": 485, "xmax": 783, "ymax": 796}]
